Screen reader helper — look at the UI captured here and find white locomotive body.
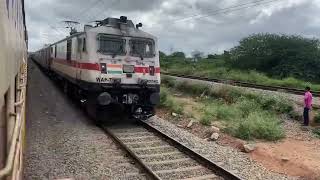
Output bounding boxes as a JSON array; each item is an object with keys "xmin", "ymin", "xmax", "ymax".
[{"xmin": 33, "ymin": 17, "xmax": 160, "ymax": 120}]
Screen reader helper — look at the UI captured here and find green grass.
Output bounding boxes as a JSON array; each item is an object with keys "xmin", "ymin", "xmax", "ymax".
[
  {"xmin": 312, "ymin": 128, "xmax": 320, "ymax": 138},
  {"xmin": 162, "ymin": 77, "xmax": 293, "ymax": 141},
  {"xmin": 162, "ymin": 59, "xmax": 320, "ymax": 91},
  {"xmin": 314, "ymin": 113, "xmax": 320, "ymax": 124},
  {"xmin": 159, "ymin": 87, "xmax": 184, "ymax": 114}
]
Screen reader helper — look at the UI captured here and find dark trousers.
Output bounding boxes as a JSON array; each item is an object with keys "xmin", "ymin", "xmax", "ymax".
[{"xmin": 303, "ymin": 107, "xmax": 310, "ymax": 126}]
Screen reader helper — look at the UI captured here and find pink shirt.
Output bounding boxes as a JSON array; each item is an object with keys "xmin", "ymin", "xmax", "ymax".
[{"xmin": 304, "ymin": 91, "xmax": 313, "ymax": 109}]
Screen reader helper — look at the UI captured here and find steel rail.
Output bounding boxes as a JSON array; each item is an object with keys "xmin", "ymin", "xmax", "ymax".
[
  {"xmin": 139, "ymin": 120, "xmax": 242, "ymax": 180},
  {"xmin": 0, "ymin": 64, "xmax": 27, "ymax": 178},
  {"xmin": 102, "ymin": 126, "xmax": 162, "ymax": 180},
  {"xmin": 102, "ymin": 121, "xmax": 242, "ymax": 180},
  {"xmin": 163, "ymin": 72, "xmax": 320, "ymax": 97}
]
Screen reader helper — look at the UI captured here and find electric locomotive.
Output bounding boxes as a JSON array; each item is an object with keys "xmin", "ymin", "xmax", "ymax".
[{"xmin": 33, "ymin": 16, "xmax": 160, "ymax": 121}]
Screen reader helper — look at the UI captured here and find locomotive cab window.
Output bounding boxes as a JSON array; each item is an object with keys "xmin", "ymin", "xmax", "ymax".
[
  {"xmin": 130, "ymin": 39, "xmax": 155, "ymax": 58},
  {"xmin": 97, "ymin": 35, "xmax": 125, "ymax": 56}
]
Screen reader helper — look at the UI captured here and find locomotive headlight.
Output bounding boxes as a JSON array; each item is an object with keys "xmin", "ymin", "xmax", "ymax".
[
  {"xmin": 100, "ymin": 63, "xmax": 107, "ymax": 74},
  {"xmin": 150, "ymin": 93, "xmax": 160, "ymax": 105},
  {"xmin": 97, "ymin": 92, "xmax": 112, "ymax": 106}
]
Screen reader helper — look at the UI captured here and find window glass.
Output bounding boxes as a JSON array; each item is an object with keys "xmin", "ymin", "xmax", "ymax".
[
  {"xmin": 83, "ymin": 38, "xmax": 86, "ymax": 52},
  {"xmin": 98, "ymin": 35, "xmax": 125, "ymax": 55},
  {"xmin": 130, "ymin": 39, "xmax": 155, "ymax": 58}
]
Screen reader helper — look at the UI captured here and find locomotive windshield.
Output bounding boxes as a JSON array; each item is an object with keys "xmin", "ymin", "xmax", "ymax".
[
  {"xmin": 130, "ymin": 39, "xmax": 155, "ymax": 58},
  {"xmin": 98, "ymin": 35, "xmax": 125, "ymax": 56}
]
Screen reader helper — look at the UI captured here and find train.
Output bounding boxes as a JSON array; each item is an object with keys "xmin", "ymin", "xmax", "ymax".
[
  {"xmin": 32, "ymin": 16, "xmax": 161, "ymax": 121},
  {"xmin": 0, "ymin": 0, "xmax": 28, "ymax": 179}
]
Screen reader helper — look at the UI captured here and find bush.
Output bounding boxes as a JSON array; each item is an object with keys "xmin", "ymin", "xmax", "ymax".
[
  {"xmin": 161, "ymin": 76, "xmax": 176, "ymax": 88},
  {"xmin": 159, "ymin": 87, "xmax": 184, "ymax": 114},
  {"xmin": 314, "ymin": 113, "xmax": 320, "ymax": 124},
  {"xmin": 161, "ymin": 78, "xmax": 291, "ymax": 141},
  {"xmin": 175, "ymin": 81, "xmax": 210, "ymax": 96},
  {"xmin": 313, "ymin": 128, "xmax": 320, "ymax": 138},
  {"xmin": 228, "ymin": 112, "xmax": 284, "ymax": 140},
  {"xmin": 200, "ymin": 112, "xmax": 213, "ymax": 126}
]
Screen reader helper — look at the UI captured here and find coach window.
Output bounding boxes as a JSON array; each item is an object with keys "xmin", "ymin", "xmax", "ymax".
[
  {"xmin": 67, "ymin": 39, "xmax": 72, "ymax": 61},
  {"xmin": 55, "ymin": 45, "xmax": 57, "ymax": 58},
  {"xmin": 83, "ymin": 38, "xmax": 86, "ymax": 52}
]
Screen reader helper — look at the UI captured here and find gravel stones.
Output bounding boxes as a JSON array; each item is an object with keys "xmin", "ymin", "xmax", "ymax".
[
  {"xmin": 24, "ymin": 62, "xmax": 147, "ymax": 180},
  {"xmin": 146, "ymin": 116, "xmax": 298, "ymax": 180},
  {"xmin": 210, "ymin": 133, "xmax": 220, "ymax": 141},
  {"xmin": 243, "ymin": 144, "xmax": 256, "ymax": 153}
]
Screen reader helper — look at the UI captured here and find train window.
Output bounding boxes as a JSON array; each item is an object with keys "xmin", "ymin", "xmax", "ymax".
[
  {"xmin": 97, "ymin": 35, "xmax": 125, "ymax": 56},
  {"xmin": 83, "ymin": 38, "xmax": 86, "ymax": 52},
  {"xmin": 130, "ymin": 39, "xmax": 155, "ymax": 58},
  {"xmin": 67, "ymin": 40, "xmax": 72, "ymax": 61},
  {"xmin": 55, "ymin": 45, "xmax": 57, "ymax": 58}
]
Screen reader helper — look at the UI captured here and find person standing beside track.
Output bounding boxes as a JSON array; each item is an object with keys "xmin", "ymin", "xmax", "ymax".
[{"xmin": 303, "ymin": 86, "xmax": 313, "ymax": 126}]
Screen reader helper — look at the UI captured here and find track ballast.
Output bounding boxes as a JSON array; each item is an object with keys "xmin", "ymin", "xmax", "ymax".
[{"xmin": 103, "ymin": 120, "xmax": 242, "ymax": 180}]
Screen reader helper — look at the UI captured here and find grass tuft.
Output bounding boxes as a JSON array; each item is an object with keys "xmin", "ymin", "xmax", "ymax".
[
  {"xmin": 162, "ymin": 78, "xmax": 293, "ymax": 141},
  {"xmin": 159, "ymin": 87, "xmax": 184, "ymax": 114}
]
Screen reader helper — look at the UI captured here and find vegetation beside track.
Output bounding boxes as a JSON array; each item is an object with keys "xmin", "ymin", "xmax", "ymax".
[
  {"xmin": 159, "ymin": 76, "xmax": 298, "ymax": 141},
  {"xmin": 161, "ymin": 33, "xmax": 320, "ymax": 91}
]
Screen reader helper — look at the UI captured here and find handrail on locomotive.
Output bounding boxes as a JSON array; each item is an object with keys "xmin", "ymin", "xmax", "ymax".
[{"xmin": 0, "ymin": 64, "xmax": 27, "ymax": 179}]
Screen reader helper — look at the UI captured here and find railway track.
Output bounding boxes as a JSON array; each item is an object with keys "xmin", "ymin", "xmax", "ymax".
[
  {"xmin": 163, "ymin": 72, "xmax": 320, "ymax": 97},
  {"xmin": 102, "ymin": 120, "xmax": 242, "ymax": 180}
]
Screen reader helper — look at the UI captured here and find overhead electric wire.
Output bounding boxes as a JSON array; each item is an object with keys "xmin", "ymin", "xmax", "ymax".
[
  {"xmin": 171, "ymin": 0, "xmax": 280, "ymax": 23},
  {"xmin": 145, "ymin": 0, "xmax": 284, "ymax": 30}
]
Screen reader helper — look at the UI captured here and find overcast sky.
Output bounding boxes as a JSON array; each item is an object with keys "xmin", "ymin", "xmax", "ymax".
[{"xmin": 26, "ymin": 0, "xmax": 320, "ymax": 55}]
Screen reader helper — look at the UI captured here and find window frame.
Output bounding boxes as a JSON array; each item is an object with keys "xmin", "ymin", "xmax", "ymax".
[
  {"xmin": 129, "ymin": 38, "xmax": 155, "ymax": 58},
  {"xmin": 97, "ymin": 34, "xmax": 126, "ymax": 56}
]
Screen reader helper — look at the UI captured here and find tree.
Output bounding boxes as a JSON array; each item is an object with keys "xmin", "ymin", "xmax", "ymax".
[
  {"xmin": 191, "ymin": 50, "xmax": 204, "ymax": 61},
  {"xmin": 228, "ymin": 33, "xmax": 320, "ymax": 82},
  {"xmin": 170, "ymin": 51, "xmax": 186, "ymax": 59},
  {"xmin": 159, "ymin": 51, "xmax": 166, "ymax": 59}
]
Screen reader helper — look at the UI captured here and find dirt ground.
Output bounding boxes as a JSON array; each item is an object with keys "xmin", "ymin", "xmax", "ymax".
[
  {"xmin": 156, "ymin": 94, "xmax": 320, "ymax": 180},
  {"xmin": 251, "ymin": 120, "xmax": 320, "ymax": 179}
]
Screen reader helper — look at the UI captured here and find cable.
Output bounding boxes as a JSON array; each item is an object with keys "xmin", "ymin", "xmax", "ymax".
[
  {"xmin": 145, "ymin": 0, "xmax": 283, "ymax": 30},
  {"xmin": 171, "ymin": 0, "xmax": 278, "ymax": 23}
]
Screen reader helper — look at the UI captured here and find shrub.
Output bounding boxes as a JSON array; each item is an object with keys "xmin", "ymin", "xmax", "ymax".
[
  {"xmin": 314, "ymin": 113, "xmax": 320, "ymax": 124},
  {"xmin": 200, "ymin": 112, "xmax": 213, "ymax": 126},
  {"xmin": 229, "ymin": 111, "xmax": 284, "ymax": 140},
  {"xmin": 159, "ymin": 87, "xmax": 169, "ymax": 106},
  {"xmin": 215, "ymin": 105, "xmax": 240, "ymax": 121},
  {"xmin": 159, "ymin": 87, "xmax": 184, "ymax": 114},
  {"xmin": 161, "ymin": 76, "xmax": 176, "ymax": 88},
  {"xmin": 175, "ymin": 81, "xmax": 210, "ymax": 96},
  {"xmin": 161, "ymin": 78, "xmax": 290, "ymax": 141},
  {"xmin": 313, "ymin": 128, "xmax": 320, "ymax": 138}
]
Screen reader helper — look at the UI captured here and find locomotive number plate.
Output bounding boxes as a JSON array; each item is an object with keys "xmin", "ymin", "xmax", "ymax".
[{"xmin": 123, "ymin": 65, "xmax": 135, "ymax": 73}]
